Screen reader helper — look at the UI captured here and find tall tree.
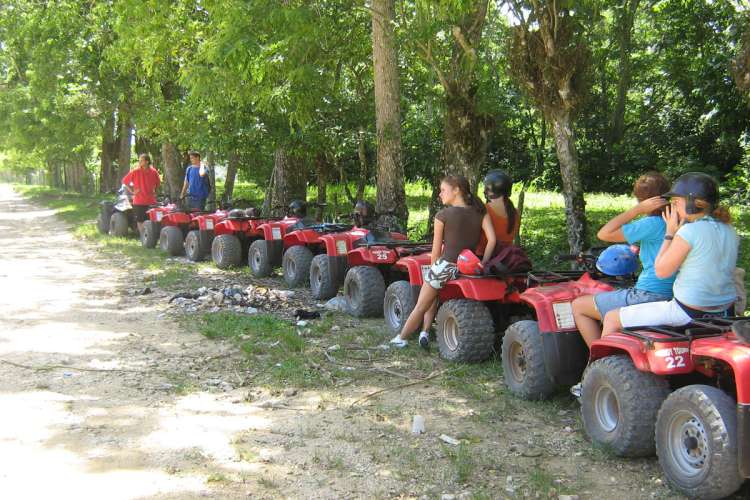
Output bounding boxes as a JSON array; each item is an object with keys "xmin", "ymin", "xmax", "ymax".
[
  {"xmin": 372, "ymin": 0, "xmax": 408, "ymax": 230},
  {"xmin": 609, "ymin": 0, "xmax": 640, "ymax": 146},
  {"xmin": 507, "ymin": 1, "xmax": 594, "ymax": 253},
  {"xmin": 413, "ymin": 0, "xmax": 494, "ymax": 185}
]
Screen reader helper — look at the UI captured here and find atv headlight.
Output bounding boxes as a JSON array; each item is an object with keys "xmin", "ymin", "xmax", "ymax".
[{"xmin": 552, "ymin": 302, "xmax": 576, "ymax": 330}]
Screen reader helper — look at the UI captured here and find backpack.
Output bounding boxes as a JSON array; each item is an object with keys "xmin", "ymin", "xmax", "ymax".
[{"xmin": 484, "ymin": 244, "xmax": 532, "ymax": 276}]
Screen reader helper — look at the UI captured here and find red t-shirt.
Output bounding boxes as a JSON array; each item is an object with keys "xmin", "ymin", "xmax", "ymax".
[{"xmin": 122, "ymin": 167, "xmax": 161, "ymax": 205}]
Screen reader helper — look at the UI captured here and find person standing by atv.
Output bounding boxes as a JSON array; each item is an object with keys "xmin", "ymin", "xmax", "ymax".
[
  {"xmin": 601, "ymin": 172, "xmax": 739, "ymax": 335},
  {"xmin": 180, "ymin": 151, "xmax": 210, "ymax": 211},
  {"xmin": 122, "ymin": 154, "xmax": 161, "ymax": 234},
  {"xmin": 477, "ymin": 169, "xmax": 519, "ymax": 254},
  {"xmin": 571, "ymin": 171, "xmax": 675, "ymax": 348},
  {"xmin": 390, "ymin": 175, "xmax": 496, "ymax": 349}
]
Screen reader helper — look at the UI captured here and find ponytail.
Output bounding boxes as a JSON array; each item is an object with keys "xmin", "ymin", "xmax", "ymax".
[
  {"xmin": 502, "ymin": 196, "xmax": 517, "ymax": 235},
  {"xmin": 712, "ymin": 205, "xmax": 732, "ymax": 224}
]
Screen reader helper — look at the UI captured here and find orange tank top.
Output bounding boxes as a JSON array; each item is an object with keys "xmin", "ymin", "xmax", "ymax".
[{"xmin": 476, "ymin": 203, "xmax": 519, "ymax": 256}]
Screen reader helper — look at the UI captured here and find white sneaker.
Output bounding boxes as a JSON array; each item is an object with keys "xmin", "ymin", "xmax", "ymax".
[
  {"xmin": 418, "ymin": 331, "xmax": 429, "ymax": 350},
  {"xmin": 389, "ymin": 335, "xmax": 408, "ymax": 348},
  {"xmin": 570, "ymin": 382, "xmax": 582, "ymax": 399}
]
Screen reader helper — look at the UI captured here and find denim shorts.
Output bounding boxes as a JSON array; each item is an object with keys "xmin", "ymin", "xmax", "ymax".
[{"xmin": 594, "ymin": 288, "xmax": 672, "ymax": 318}]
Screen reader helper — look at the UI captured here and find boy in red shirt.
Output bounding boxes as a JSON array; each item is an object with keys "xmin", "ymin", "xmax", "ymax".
[{"xmin": 122, "ymin": 154, "xmax": 161, "ymax": 234}]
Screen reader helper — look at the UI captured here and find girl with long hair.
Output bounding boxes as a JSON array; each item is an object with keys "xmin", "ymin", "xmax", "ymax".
[{"xmin": 390, "ymin": 175, "xmax": 496, "ymax": 349}]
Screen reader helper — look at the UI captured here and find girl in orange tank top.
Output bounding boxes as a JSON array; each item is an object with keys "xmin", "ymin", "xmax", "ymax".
[{"xmin": 477, "ymin": 169, "xmax": 519, "ymax": 256}]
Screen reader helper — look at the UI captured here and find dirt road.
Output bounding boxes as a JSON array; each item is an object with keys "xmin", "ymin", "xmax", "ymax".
[
  {"xmin": 0, "ymin": 186, "xmax": 267, "ymax": 498},
  {"xmin": 0, "ymin": 185, "xmax": 710, "ymax": 499}
]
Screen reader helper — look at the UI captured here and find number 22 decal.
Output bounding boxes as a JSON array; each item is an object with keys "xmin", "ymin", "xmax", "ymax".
[{"xmin": 665, "ymin": 355, "xmax": 685, "ymax": 369}]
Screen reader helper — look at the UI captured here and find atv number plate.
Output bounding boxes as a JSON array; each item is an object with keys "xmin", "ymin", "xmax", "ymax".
[
  {"xmin": 421, "ymin": 265, "xmax": 431, "ymax": 282},
  {"xmin": 374, "ymin": 250, "xmax": 390, "ymax": 261},
  {"xmin": 272, "ymin": 227, "xmax": 282, "ymax": 240},
  {"xmin": 205, "ymin": 219, "xmax": 214, "ymax": 230},
  {"xmin": 552, "ymin": 302, "xmax": 576, "ymax": 330},
  {"xmin": 156, "ymin": 212, "xmax": 163, "ymax": 222},
  {"xmin": 336, "ymin": 240, "xmax": 347, "ymax": 255}
]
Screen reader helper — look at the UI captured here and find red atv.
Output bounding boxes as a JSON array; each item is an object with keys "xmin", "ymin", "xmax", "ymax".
[
  {"xmin": 210, "ymin": 208, "xmax": 296, "ymax": 269},
  {"xmin": 184, "ymin": 206, "xmax": 231, "ymax": 262},
  {"xmin": 331, "ymin": 232, "xmax": 430, "ymax": 317},
  {"xmin": 580, "ymin": 317, "xmax": 749, "ymax": 499},
  {"xmin": 141, "ymin": 201, "xmax": 178, "ymax": 248},
  {"xmin": 279, "ymin": 220, "xmax": 359, "ymax": 288}
]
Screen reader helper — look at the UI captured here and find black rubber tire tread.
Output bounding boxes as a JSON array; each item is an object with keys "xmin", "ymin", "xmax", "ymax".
[
  {"xmin": 212, "ymin": 234, "xmax": 242, "ymax": 269},
  {"xmin": 97, "ymin": 212, "xmax": 110, "ymax": 234},
  {"xmin": 109, "ymin": 212, "xmax": 129, "ymax": 237},
  {"xmin": 344, "ymin": 265, "xmax": 386, "ymax": 317},
  {"xmin": 310, "ymin": 254, "xmax": 338, "ymax": 300},
  {"xmin": 160, "ymin": 225, "xmax": 185, "ymax": 256},
  {"xmin": 282, "ymin": 245, "xmax": 314, "ymax": 288},
  {"xmin": 185, "ymin": 230, "xmax": 204, "ymax": 261},
  {"xmin": 141, "ymin": 220, "xmax": 159, "ymax": 248},
  {"xmin": 383, "ymin": 280, "xmax": 416, "ymax": 335},
  {"xmin": 248, "ymin": 239, "xmax": 273, "ymax": 277},
  {"xmin": 436, "ymin": 299, "xmax": 495, "ymax": 363},
  {"xmin": 656, "ymin": 385, "xmax": 743, "ymax": 500},
  {"xmin": 581, "ymin": 355, "xmax": 670, "ymax": 457},
  {"xmin": 501, "ymin": 320, "xmax": 556, "ymax": 400}
]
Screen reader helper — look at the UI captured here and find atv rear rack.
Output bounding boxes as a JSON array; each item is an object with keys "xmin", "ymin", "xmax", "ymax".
[{"xmin": 619, "ymin": 316, "xmax": 746, "ymax": 344}]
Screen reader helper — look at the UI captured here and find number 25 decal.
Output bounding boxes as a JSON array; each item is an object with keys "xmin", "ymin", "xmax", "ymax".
[{"xmin": 665, "ymin": 355, "xmax": 686, "ymax": 369}]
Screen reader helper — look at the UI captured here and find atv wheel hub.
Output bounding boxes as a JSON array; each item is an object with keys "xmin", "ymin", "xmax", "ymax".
[
  {"xmin": 668, "ymin": 411, "xmax": 708, "ymax": 477},
  {"xmin": 594, "ymin": 385, "xmax": 620, "ymax": 433},
  {"xmin": 508, "ymin": 341, "xmax": 526, "ymax": 382},
  {"xmin": 443, "ymin": 316, "xmax": 459, "ymax": 352}
]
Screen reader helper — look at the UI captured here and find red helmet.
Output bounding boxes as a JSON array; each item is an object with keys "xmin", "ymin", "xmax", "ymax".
[{"xmin": 457, "ymin": 249, "xmax": 483, "ymax": 275}]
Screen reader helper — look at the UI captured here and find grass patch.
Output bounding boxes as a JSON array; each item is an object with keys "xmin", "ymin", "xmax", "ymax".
[
  {"xmin": 195, "ymin": 312, "xmax": 325, "ymax": 388},
  {"xmin": 445, "ymin": 443, "xmax": 475, "ymax": 484}
]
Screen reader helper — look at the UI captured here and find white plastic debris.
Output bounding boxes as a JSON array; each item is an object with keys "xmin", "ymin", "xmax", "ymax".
[{"xmin": 411, "ymin": 415, "xmax": 426, "ymax": 435}]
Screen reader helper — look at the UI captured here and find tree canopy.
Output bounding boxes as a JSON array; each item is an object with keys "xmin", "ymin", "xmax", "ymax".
[{"xmin": 1, "ymin": 0, "xmax": 748, "ymax": 247}]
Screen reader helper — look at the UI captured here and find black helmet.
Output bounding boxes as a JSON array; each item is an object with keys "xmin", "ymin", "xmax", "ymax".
[
  {"xmin": 353, "ymin": 200, "xmax": 375, "ymax": 227},
  {"xmin": 483, "ymin": 169, "xmax": 513, "ymax": 202},
  {"xmin": 665, "ymin": 172, "xmax": 718, "ymax": 214},
  {"xmin": 228, "ymin": 208, "xmax": 245, "ymax": 219},
  {"xmin": 245, "ymin": 207, "xmax": 260, "ymax": 218},
  {"xmin": 288, "ymin": 199, "xmax": 308, "ymax": 218}
]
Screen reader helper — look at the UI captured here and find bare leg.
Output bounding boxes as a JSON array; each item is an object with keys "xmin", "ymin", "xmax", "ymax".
[
  {"xmin": 137, "ymin": 222, "xmax": 144, "ymax": 234},
  {"xmin": 572, "ymin": 295, "xmax": 602, "ymax": 347},
  {"xmin": 601, "ymin": 309, "xmax": 623, "ymax": 338},
  {"xmin": 422, "ymin": 298, "xmax": 439, "ymax": 332},
  {"xmin": 399, "ymin": 283, "xmax": 439, "ymax": 340}
]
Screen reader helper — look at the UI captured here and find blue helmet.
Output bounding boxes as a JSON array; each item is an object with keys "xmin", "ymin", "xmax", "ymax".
[{"xmin": 596, "ymin": 244, "xmax": 639, "ymax": 276}]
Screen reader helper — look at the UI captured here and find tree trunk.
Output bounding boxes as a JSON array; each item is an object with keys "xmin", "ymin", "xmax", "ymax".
[
  {"xmin": 224, "ymin": 151, "xmax": 239, "ymax": 201},
  {"xmin": 609, "ymin": 0, "xmax": 640, "ymax": 146},
  {"xmin": 372, "ymin": 0, "xmax": 407, "ymax": 231},
  {"xmin": 115, "ymin": 105, "xmax": 133, "ymax": 180},
  {"xmin": 270, "ymin": 147, "xmax": 307, "ymax": 216},
  {"xmin": 442, "ymin": 87, "xmax": 492, "ymax": 187},
  {"xmin": 356, "ymin": 127, "xmax": 368, "ymax": 201},
  {"xmin": 206, "ymin": 152, "xmax": 217, "ymax": 209},
  {"xmin": 315, "ymin": 154, "xmax": 328, "ymax": 220},
  {"xmin": 99, "ymin": 111, "xmax": 116, "ymax": 192},
  {"xmin": 551, "ymin": 111, "xmax": 587, "ymax": 254},
  {"xmin": 161, "ymin": 142, "xmax": 183, "ymax": 200}
]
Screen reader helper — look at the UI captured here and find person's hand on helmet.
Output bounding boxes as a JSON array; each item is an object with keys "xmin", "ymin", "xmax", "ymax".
[{"xmin": 635, "ymin": 195, "xmax": 668, "ymax": 215}]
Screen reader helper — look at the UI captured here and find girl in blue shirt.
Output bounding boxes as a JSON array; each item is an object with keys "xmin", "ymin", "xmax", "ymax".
[
  {"xmin": 602, "ymin": 172, "xmax": 739, "ymax": 335},
  {"xmin": 572, "ymin": 172, "xmax": 675, "ymax": 347}
]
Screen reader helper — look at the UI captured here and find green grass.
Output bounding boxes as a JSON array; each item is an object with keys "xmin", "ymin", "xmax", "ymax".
[{"xmin": 196, "ymin": 312, "xmax": 326, "ymax": 387}]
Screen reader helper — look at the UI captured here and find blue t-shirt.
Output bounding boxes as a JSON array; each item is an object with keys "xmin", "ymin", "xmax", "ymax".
[
  {"xmin": 185, "ymin": 165, "xmax": 209, "ymax": 200},
  {"xmin": 622, "ymin": 216, "xmax": 675, "ymax": 297},
  {"xmin": 673, "ymin": 217, "xmax": 739, "ymax": 307}
]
